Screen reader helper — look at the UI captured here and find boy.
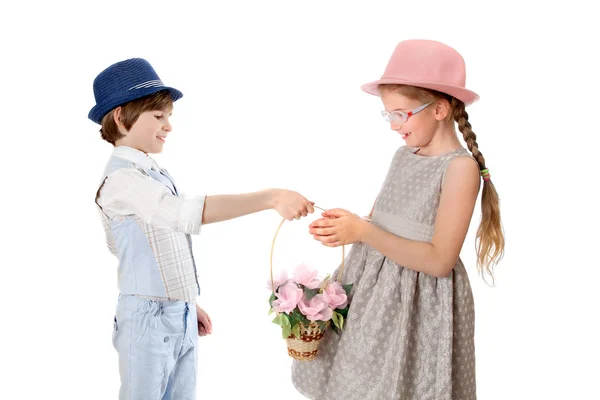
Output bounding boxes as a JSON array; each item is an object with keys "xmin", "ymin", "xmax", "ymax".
[{"xmin": 90, "ymin": 58, "xmax": 314, "ymax": 400}]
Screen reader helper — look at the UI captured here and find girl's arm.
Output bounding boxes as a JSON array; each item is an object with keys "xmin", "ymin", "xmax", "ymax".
[{"xmin": 312, "ymin": 157, "xmax": 479, "ymax": 277}]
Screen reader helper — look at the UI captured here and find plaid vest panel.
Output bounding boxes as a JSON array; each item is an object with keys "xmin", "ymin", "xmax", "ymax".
[{"xmin": 96, "ymin": 157, "xmax": 200, "ymax": 302}]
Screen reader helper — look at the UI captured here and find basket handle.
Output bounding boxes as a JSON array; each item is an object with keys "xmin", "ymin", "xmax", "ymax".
[{"xmin": 270, "ymin": 205, "xmax": 345, "ymax": 293}]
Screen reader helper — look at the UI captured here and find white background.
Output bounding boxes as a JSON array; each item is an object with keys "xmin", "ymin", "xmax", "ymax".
[{"xmin": 2, "ymin": 0, "xmax": 599, "ymax": 399}]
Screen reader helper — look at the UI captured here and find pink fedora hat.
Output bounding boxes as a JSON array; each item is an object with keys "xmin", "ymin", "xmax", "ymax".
[{"xmin": 361, "ymin": 39, "xmax": 479, "ymax": 105}]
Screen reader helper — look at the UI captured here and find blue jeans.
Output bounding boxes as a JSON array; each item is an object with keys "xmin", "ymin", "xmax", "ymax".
[{"xmin": 113, "ymin": 295, "xmax": 198, "ymax": 400}]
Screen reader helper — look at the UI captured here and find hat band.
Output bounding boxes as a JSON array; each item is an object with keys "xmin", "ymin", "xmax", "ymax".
[{"xmin": 128, "ymin": 79, "xmax": 165, "ymax": 90}]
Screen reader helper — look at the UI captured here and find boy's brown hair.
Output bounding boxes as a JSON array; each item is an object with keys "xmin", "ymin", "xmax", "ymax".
[{"xmin": 99, "ymin": 89, "xmax": 173, "ymax": 145}]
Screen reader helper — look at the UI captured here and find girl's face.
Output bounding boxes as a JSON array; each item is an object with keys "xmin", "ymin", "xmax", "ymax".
[
  {"xmin": 380, "ymin": 91, "xmax": 439, "ymax": 148},
  {"xmin": 116, "ymin": 108, "xmax": 173, "ymax": 154}
]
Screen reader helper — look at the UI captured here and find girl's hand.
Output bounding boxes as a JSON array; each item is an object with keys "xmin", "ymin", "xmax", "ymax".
[
  {"xmin": 196, "ymin": 304, "xmax": 212, "ymax": 337},
  {"xmin": 309, "ymin": 208, "xmax": 369, "ymax": 247}
]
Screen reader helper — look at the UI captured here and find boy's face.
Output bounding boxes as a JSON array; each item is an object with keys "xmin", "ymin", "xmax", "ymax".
[{"xmin": 115, "ymin": 107, "xmax": 173, "ymax": 154}]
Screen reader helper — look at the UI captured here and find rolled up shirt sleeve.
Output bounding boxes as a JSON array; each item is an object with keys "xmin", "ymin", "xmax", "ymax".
[{"xmin": 97, "ymin": 168, "xmax": 206, "ymax": 235}]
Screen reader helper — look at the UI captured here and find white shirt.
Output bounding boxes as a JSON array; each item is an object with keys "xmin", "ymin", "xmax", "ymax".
[{"xmin": 96, "ymin": 146, "xmax": 205, "ymax": 235}]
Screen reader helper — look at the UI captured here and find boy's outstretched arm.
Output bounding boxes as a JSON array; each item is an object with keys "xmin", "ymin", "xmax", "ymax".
[
  {"xmin": 97, "ymin": 170, "xmax": 313, "ymax": 234},
  {"xmin": 202, "ymin": 188, "xmax": 314, "ymax": 224}
]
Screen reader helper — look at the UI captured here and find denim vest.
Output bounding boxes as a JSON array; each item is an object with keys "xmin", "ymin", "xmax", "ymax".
[{"xmin": 96, "ymin": 156, "xmax": 200, "ymax": 302}]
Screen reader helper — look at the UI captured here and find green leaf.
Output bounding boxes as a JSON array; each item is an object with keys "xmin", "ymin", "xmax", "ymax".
[
  {"xmin": 304, "ymin": 288, "xmax": 318, "ymax": 300},
  {"xmin": 290, "ymin": 309, "xmax": 309, "ymax": 328},
  {"xmin": 268, "ymin": 308, "xmax": 274, "ymax": 316},
  {"xmin": 336, "ymin": 305, "xmax": 349, "ymax": 319},
  {"xmin": 272, "ymin": 313, "xmax": 292, "ymax": 339},
  {"xmin": 268, "ymin": 292, "xmax": 277, "ymax": 307},
  {"xmin": 271, "ymin": 313, "xmax": 286, "ymax": 326},
  {"xmin": 292, "ymin": 323, "xmax": 301, "ymax": 339},
  {"xmin": 337, "ymin": 312, "xmax": 344, "ymax": 330},
  {"xmin": 331, "ymin": 311, "xmax": 340, "ymax": 330},
  {"xmin": 342, "ymin": 283, "xmax": 354, "ymax": 296},
  {"xmin": 331, "ymin": 323, "xmax": 340, "ymax": 336},
  {"xmin": 282, "ymin": 323, "xmax": 292, "ymax": 339}
]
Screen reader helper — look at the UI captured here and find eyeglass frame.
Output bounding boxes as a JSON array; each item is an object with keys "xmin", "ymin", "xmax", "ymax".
[{"xmin": 381, "ymin": 102, "xmax": 431, "ymax": 124}]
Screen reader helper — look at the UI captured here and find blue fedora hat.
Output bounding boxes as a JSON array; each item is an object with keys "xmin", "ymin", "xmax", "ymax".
[{"xmin": 88, "ymin": 58, "xmax": 183, "ymax": 124}]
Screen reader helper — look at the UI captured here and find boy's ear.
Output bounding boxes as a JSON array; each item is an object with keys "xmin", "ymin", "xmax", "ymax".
[
  {"xmin": 113, "ymin": 107, "xmax": 129, "ymax": 136},
  {"xmin": 113, "ymin": 107, "xmax": 123, "ymax": 127}
]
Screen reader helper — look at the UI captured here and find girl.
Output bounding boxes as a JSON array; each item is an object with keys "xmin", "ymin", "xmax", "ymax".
[{"xmin": 291, "ymin": 39, "xmax": 504, "ymax": 400}]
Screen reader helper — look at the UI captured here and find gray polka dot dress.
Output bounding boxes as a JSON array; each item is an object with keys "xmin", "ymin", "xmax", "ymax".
[{"xmin": 292, "ymin": 146, "xmax": 477, "ymax": 400}]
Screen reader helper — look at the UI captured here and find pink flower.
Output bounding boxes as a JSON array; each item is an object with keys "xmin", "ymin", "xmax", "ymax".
[
  {"xmin": 267, "ymin": 270, "xmax": 288, "ymax": 292},
  {"xmin": 272, "ymin": 281, "xmax": 303, "ymax": 314},
  {"xmin": 323, "ymin": 281, "xmax": 348, "ymax": 309},
  {"xmin": 298, "ymin": 294, "xmax": 333, "ymax": 321},
  {"xmin": 293, "ymin": 263, "xmax": 321, "ymax": 289}
]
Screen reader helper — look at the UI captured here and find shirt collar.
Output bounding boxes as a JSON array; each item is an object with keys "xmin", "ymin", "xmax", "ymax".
[{"xmin": 112, "ymin": 146, "xmax": 160, "ymax": 172}]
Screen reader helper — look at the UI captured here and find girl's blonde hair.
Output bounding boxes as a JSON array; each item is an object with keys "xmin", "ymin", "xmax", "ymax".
[{"xmin": 379, "ymin": 84, "xmax": 504, "ymax": 282}]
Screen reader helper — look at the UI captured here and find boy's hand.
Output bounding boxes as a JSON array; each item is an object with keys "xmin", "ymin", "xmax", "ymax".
[
  {"xmin": 196, "ymin": 304, "xmax": 212, "ymax": 337},
  {"xmin": 270, "ymin": 189, "xmax": 315, "ymax": 221}
]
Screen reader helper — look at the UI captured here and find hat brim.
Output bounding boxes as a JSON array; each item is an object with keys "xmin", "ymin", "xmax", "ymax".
[
  {"xmin": 361, "ymin": 78, "xmax": 479, "ymax": 106},
  {"xmin": 88, "ymin": 86, "xmax": 183, "ymax": 124}
]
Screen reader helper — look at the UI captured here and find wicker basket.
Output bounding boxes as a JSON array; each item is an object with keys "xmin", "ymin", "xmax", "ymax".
[
  {"xmin": 285, "ymin": 321, "xmax": 330, "ymax": 361},
  {"xmin": 270, "ymin": 206, "xmax": 345, "ymax": 361}
]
